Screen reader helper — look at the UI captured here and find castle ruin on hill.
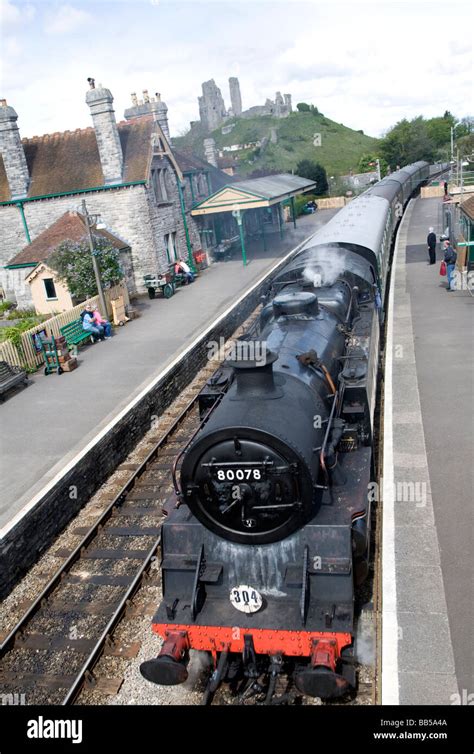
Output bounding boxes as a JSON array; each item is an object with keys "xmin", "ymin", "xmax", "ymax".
[{"xmin": 196, "ymin": 77, "xmax": 292, "ymax": 132}]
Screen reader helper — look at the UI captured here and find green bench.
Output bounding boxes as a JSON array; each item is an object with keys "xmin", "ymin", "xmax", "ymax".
[
  {"xmin": 60, "ymin": 319, "xmax": 94, "ymax": 351},
  {"xmin": 0, "ymin": 360, "xmax": 28, "ymax": 401}
]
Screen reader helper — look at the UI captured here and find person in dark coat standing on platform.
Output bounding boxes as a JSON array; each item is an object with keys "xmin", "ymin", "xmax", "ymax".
[
  {"xmin": 427, "ymin": 227, "xmax": 437, "ymax": 265},
  {"xmin": 443, "ymin": 241, "xmax": 457, "ymax": 291}
]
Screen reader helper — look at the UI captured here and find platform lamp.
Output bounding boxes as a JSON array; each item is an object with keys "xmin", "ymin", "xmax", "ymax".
[
  {"xmin": 450, "ymin": 121, "xmax": 463, "ymax": 185},
  {"xmin": 450, "ymin": 121, "xmax": 462, "ymax": 163},
  {"xmin": 81, "ymin": 199, "xmax": 108, "ymax": 317}
]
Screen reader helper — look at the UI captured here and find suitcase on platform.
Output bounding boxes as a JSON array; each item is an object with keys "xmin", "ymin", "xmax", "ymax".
[{"xmin": 62, "ymin": 357, "xmax": 78, "ymax": 372}]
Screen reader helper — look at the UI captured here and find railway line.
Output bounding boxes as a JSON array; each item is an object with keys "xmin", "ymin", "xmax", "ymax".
[{"xmin": 0, "ymin": 394, "xmax": 203, "ymax": 705}]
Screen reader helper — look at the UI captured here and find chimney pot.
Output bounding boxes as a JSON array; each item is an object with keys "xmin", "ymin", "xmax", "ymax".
[{"xmin": 87, "ymin": 77, "xmax": 95, "ymax": 89}]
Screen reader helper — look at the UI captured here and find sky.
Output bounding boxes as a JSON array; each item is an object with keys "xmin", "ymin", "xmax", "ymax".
[{"xmin": 0, "ymin": 0, "xmax": 472, "ymax": 141}]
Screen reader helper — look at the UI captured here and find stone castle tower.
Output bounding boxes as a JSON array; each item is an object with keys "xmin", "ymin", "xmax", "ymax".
[
  {"xmin": 228, "ymin": 77, "xmax": 242, "ymax": 117},
  {"xmin": 198, "ymin": 79, "xmax": 227, "ymax": 132}
]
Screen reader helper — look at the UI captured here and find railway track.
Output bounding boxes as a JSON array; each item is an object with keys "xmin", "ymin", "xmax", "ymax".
[{"xmin": 0, "ymin": 394, "xmax": 206, "ymax": 705}]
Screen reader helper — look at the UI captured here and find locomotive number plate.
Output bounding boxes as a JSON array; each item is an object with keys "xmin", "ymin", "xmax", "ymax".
[
  {"xmin": 215, "ymin": 468, "xmax": 262, "ymax": 481},
  {"xmin": 230, "ymin": 585, "xmax": 263, "ymax": 614}
]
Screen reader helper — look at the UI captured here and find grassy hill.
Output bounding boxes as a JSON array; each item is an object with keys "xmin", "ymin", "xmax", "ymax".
[{"xmin": 173, "ymin": 111, "xmax": 378, "ymax": 178}]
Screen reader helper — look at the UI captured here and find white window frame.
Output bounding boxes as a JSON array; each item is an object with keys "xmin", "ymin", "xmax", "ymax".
[{"xmin": 43, "ymin": 277, "xmax": 58, "ymax": 301}]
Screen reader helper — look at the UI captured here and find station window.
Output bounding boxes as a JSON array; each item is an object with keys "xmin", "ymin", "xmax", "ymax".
[
  {"xmin": 152, "ymin": 168, "xmax": 168, "ymax": 203},
  {"xmin": 197, "ymin": 174, "xmax": 207, "ymax": 197},
  {"xmin": 263, "ymin": 207, "xmax": 273, "ymax": 225},
  {"xmin": 43, "ymin": 278, "xmax": 57, "ymax": 300},
  {"xmin": 164, "ymin": 232, "xmax": 178, "ymax": 263}
]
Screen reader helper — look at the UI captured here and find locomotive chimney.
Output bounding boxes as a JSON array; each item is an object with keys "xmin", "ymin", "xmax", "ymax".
[
  {"xmin": 273, "ymin": 291, "xmax": 319, "ymax": 317},
  {"xmin": 228, "ymin": 345, "xmax": 283, "ymax": 400}
]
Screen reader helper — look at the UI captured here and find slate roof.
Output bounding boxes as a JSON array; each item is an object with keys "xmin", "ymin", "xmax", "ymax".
[
  {"xmin": 7, "ymin": 211, "xmax": 129, "ymax": 267},
  {"xmin": 173, "ymin": 147, "xmax": 234, "ymax": 192},
  {"xmin": 0, "ymin": 117, "xmax": 234, "ymax": 202},
  {"xmin": 228, "ymin": 174, "xmax": 316, "ymax": 199},
  {"xmin": 0, "ymin": 118, "xmax": 155, "ymax": 202}
]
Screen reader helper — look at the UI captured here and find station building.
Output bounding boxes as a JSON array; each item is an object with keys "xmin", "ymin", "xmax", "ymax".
[{"xmin": 0, "ymin": 82, "xmax": 229, "ymax": 308}]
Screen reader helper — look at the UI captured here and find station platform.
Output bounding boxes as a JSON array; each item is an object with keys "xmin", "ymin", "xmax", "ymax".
[
  {"xmin": 382, "ymin": 196, "xmax": 473, "ymax": 704},
  {"xmin": 0, "ymin": 212, "xmax": 336, "ymax": 533}
]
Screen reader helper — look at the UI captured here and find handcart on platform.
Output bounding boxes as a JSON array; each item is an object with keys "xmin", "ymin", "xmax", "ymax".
[{"xmin": 39, "ymin": 335, "xmax": 63, "ymax": 375}]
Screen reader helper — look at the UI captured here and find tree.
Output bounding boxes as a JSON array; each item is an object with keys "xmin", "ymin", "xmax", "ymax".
[
  {"xmin": 48, "ymin": 236, "xmax": 124, "ymax": 300},
  {"xmin": 443, "ymin": 111, "xmax": 455, "ymax": 125},
  {"xmin": 426, "ymin": 116, "xmax": 453, "ymax": 148},
  {"xmin": 295, "ymin": 159, "xmax": 329, "ymax": 194},
  {"xmin": 296, "ymin": 102, "xmax": 311, "ymax": 112},
  {"xmin": 379, "ymin": 117, "xmax": 435, "ymax": 168}
]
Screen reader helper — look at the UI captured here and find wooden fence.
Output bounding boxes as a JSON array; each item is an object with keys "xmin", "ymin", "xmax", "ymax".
[
  {"xmin": 315, "ymin": 196, "xmax": 348, "ymax": 209},
  {"xmin": 421, "ymin": 186, "xmax": 444, "ymax": 198},
  {"xmin": 0, "ymin": 283, "xmax": 129, "ymax": 370}
]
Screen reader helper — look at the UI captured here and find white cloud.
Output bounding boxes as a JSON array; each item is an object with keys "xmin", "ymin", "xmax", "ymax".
[
  {"xmin": 4, "ymin": 36, "xmax": 22, "ymax": 56},
  {"xmin": 2, "ymin": 1, "xmax": 471, "ymax": 148},
  {"xmin": 0, "ymin": 0, "xmax": 35, "ymax": 27},
  {"xmin": 45, "ymin": 4, "xmax": 91, "ymax": 34}
]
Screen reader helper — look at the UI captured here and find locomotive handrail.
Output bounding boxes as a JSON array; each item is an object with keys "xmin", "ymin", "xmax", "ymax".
[
  {"xmin": 171, "ymin": 391, "xmax": 226, "ymax": 502},
  {"xmin": 319, "ymin": 389, "xmax": 340, "ymax": 483}
]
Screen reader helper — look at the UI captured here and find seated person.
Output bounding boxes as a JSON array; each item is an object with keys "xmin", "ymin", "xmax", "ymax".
[
  {"xmin": 81, "ymin": 304, "xmax": 105, "ymax": 341},
  {"xmin": 92, "ymin": 307, "xmax": 112, "ymax": 338},
  {"xmin": 174, "ymin": 258, "xmax": 195, "ymax": 284}
]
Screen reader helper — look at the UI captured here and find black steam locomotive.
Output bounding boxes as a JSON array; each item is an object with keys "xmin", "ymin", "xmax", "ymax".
[{"xmin": 140, "ymin": 162, "xmax": 430, "ymax": 700}]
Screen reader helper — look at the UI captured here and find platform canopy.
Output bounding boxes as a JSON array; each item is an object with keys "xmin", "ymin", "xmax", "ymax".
[{"xmin": 191, "ymin": 173, "xmax": 316, "ymax": 216}]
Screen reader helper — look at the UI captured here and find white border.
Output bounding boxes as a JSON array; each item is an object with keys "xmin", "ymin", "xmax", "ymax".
[{"xmin": 1, "ymin": 234, "xmax": 313, "ymax": 540}]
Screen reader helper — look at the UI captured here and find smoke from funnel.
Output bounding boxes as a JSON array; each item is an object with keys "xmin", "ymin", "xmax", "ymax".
[{"xmin": 303, "ymin": 247, "xmax": 348, "ymax": 288}]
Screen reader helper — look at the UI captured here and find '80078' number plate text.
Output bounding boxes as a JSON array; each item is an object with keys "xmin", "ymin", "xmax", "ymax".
[{"xmin": 215, "ymin": 468, "xmax": 262, "ymax": 481}]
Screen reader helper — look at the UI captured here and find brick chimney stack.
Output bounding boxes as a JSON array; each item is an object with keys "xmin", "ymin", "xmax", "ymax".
[
  {"xmin": 0, "ymin": 99, "xmax": 30, "ymax": 199},
  {"xmin": 85, "ymin": 80, "xmax": 123, "ymax": 185},
  {"xmin": 203, "ymin": 137, "xmax": 218, "ymax": 168}
]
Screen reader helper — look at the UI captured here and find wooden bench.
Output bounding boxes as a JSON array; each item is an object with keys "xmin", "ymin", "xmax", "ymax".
[
  {"xmin": 60, "ymin": 319, "xmax": 94, "ymax": 351},
  {"xmin": 0, "ymin": 360, "xmax": 28, "ymax": 401}
]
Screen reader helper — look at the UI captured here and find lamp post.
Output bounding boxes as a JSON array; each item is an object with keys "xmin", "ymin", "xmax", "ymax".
[
  {"xmin": 450, "ymin": 121, "xmax": 462, "ymax": 162},
  {"xmin": 375, "ymin": 158, "xmax": 381, "ymax": 182},
  {"xmin": 232, "ymin": 208, "xmax": 247, "ymax": 266},
  {"xmin": 82, "ymin": 199, "xmax": 108, "ymax": 316}
]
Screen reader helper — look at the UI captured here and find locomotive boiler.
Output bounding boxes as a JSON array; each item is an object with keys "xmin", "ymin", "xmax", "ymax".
[{"xmin": 140, "ymin": 161, "xmax": 431, "ymax": 701}]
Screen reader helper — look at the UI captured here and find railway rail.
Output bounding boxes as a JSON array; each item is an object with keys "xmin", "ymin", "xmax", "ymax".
[{"xmin": 0, "ymin": 393, "xmax": 206, "ymax": 705}]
